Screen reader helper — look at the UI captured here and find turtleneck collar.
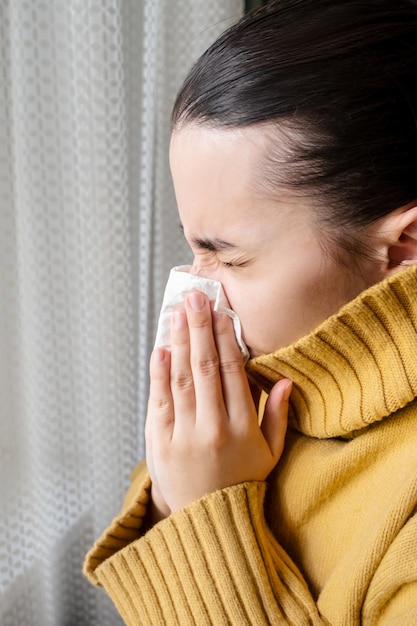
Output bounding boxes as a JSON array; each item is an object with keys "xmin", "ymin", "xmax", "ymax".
[{"xmin": 246, "ymin": 265, "xmax": 417, "ymax": 439}]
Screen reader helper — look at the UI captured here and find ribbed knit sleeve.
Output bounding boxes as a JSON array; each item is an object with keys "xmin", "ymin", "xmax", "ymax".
[
  {"xmin": 83, "ymin": 460, "xmax": 151, "ymax": 585},
  {"xmin": 87, "ymin": 481, "xmax": 325, "ymax": 626}
]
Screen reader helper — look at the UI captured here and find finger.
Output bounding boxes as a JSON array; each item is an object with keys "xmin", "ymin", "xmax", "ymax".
[
  {"xmin": 145, "ymin": 427, "xmax": 154, "ymax": 482},
  {"xmin": 212, "ymin": 310, "xmax": 253, "ymax": 417},
  {"xmin": 147, "ymin": 348, "xmax": 174, "ymax": 434},
  {"xmin": 184, "ymin": 291, "xmax": 224, "ymax": 413},
  {"xmin": 169, "ymin": 307, "xmax": 196, "ymax": 420},
  {"xmin": 261, "ymin": 378, "xmax": 292, "ymax": 459},
  {"xmin": 249, "ymin": 379, "xmax": 262, "ymax": 413}
]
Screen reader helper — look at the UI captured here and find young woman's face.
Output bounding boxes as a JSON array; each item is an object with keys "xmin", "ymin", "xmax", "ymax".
[{"xmin": 170, "ymin": 125, "xmax": 375, "ymax": 357}]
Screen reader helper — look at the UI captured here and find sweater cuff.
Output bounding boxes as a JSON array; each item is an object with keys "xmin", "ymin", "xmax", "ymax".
[
  {"xmin": 90, "ymin": 482, "xmax": 320, "ymax": 625},
  {"xmin": 83, "ymin": 462, "xmax": 151, "ymax": 585}
]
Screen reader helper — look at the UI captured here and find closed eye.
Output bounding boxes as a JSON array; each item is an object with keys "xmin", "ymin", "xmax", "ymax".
[{"xmin": 220, "ymin": 257, "xmax": 249, "ymax": 269}]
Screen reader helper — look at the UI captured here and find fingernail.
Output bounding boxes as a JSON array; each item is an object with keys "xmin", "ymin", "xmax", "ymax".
[
  {"xmin": 281, "ymin": 379, "xmax": 293, "ymax": 401},
  {"xmin": 188, "ymin": 291, "xmax": 205, "ymax": 312},
  {"xmin": 173, "ymin": 310, "xmax": 185, "ymax": 329}
]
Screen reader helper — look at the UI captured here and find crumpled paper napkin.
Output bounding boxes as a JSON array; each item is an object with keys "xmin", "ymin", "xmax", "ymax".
[{"xmin": 154, "ymin": 265, "xmax": 249, "ymax": 361}]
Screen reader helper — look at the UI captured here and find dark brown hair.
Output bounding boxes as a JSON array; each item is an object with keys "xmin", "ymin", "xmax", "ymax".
[{"xmin": 172, "ymin": 0, "xmax": 417, "ymax": 243}]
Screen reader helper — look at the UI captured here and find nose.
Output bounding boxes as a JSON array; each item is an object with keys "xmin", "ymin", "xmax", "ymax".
[
  {"xmin": 189, "ymin": 261, "xmax": 199, "ymax": 276},
  {"xmin": 189, "ymin": 258, "xmax": 219, "ymax": 281}
]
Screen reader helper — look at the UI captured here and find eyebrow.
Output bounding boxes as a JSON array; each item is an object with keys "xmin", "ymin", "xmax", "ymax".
[{"xmin": 179, "ymin": 223, "xmax": 237, "ymax": 252}]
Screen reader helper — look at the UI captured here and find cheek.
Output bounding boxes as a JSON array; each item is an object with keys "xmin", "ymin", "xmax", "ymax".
[
  {"xmin": 223, "ymin": 291, "xmax": 248, "ymax": 325},
  {"xmin": 220, "ymin": 254, "xmax": 335, "ymax": 354},
  {"xmin": 221, "ymin": 284, "xmax": 252, "ymax": 327},
  {"xmin": 223, "ymin": 286, "xmax": 274, "ymax": 353},
  {"xmin": 223, "ymin": 268, "xmax": 328, "ymax": 355}
]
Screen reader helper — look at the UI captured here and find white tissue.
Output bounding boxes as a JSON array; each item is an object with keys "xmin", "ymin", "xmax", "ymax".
[{"xmin": 154, "ymin": 265, "xmax": 249, "ymax": 362}]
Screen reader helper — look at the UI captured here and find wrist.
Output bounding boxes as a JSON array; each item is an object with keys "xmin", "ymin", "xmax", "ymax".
[{"xmin": 144, "ymin": 483, "xmax": 170, "ymax": 529}]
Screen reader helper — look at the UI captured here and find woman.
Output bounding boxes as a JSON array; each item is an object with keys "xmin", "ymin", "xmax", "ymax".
[{"xmin": 84, "ymin": 1, "xmax": 417, "ymax": 623}]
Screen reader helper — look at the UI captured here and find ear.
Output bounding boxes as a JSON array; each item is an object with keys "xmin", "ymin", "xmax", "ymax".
[{"xmin": 374, "ymin": 203, "xmax": 417, "ymax": 277}]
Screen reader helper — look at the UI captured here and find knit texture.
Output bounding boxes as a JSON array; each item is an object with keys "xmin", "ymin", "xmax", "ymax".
[{"xmin": 84, "ymin": 265, "xmax": 417, "ymax": 625}]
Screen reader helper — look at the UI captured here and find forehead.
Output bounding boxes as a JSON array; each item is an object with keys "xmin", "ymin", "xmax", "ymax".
[
  {"xmin": 169, "ymin": 121, "xmax": 311, "ymax": 208},
  {"xmin": 169, "ymin": 124, "xmax": 262, "ymax": 176},
  {"xmin": 169, "ymin": 124, "xmax": 317, "ymax": 247},
  {"xmin": 169, "ymin": 123, "xmax": 283, "ymax": 212},
  {"xmin": 170, "ymin": 126, "xmax": 273, "ymax": 235}
]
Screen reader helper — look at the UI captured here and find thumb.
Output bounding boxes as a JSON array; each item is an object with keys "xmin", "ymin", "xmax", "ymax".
[{"xmin": 261, "ymin": 378, "xmax": 292, "ymax": 459}]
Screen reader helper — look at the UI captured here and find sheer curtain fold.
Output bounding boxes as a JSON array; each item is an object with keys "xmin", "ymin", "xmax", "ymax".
[{"xmin": 0, "ymin": 1, "xmax": 243, "ymax": 624}]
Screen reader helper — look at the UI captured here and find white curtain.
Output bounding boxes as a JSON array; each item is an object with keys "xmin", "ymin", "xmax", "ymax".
[{"xmin": 0, "ymin": 1, "xmax": 243, "ymax": 624}]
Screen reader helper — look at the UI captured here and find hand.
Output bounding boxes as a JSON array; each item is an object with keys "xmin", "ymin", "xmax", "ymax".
[{"xmin": 145, "ymin": 290, "xmax": 291, "ymax": 516}]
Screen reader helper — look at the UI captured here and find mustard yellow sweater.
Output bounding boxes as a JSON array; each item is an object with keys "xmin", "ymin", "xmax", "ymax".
[{"xmin": 84, "ymin": 266, "xmax": 417, "ymax": 625}]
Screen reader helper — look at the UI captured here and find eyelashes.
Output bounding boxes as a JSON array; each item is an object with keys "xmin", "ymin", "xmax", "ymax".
[{"xmin": 220, "ymin": 259, "xmax": 248, "ymax": 269}]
